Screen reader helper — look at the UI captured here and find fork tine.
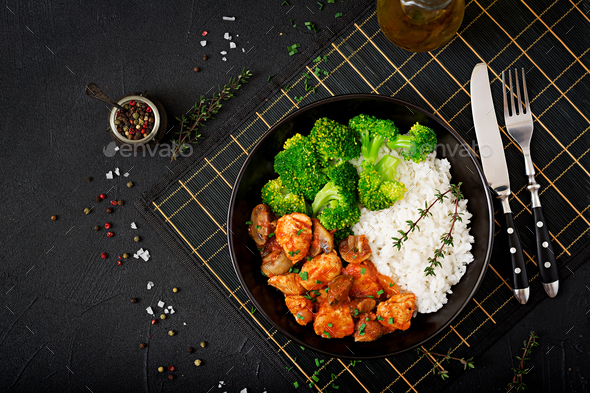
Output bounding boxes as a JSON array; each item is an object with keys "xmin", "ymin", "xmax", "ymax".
[
  {"xmin": 514, "ymin": 68, "xmax": 522, "ymax": 115},
  {"xmin": 502, "ymin": 71, "xmax": 509, "ymax": 117},
  {"xmin": 508, "ymin": 69, "xmax": 516, "ymax": 116},
  {"xmin": 521, "ymin": 68, "xmax": 530, "ymax": 115}
]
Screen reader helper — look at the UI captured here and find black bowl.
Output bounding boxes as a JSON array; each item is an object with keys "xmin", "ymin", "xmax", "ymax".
[{"xmin": 227, "ymin": 94, "xmax": 493, "ymax": 359}]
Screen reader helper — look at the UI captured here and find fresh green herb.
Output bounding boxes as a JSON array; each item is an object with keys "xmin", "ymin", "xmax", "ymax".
[
  {"xmin": 297, "ymin": 313, "xmax": 304, "ymax": 320},
  {"xmin": 290, "ymin": 19, "xmax": 296, "ymax": 27},
  {"xmin": 313, "ymin": 56, "xmax": 322, "ymax": 63},
  {"xmin": 323, "ymin": 55, "xmax": 329, "ymax": 62},
  {"xmin": 317, "ymin": 2, "xmax": 323, "ymax": 9},
  {"xmin": 293, "ymin": 381, "xmax": 299, "ymax": 388},
  {"xmin": 360, "ymin": 268, "xmax": 365, "ymax": 275},
  {"xmin": 308, "ymin": 382, "xmax": 315, "ymax": 388},
  {"xmin": 289, "ymin": 43, "xmax": 301, "ymax": 55},
  {"xmin": 251, "ymin": 307, "xmax": 256, "ymax": 314},
  {"xmin": 268, "ymin": 233, "xmax": 275, "ymax": 238},
  {"xmin": 324, "ymin": 288, "xmax": 329, "ymax": 293},
  {"xmin": 416, "ymin": 347, "xmax": 475, "ymax": 381},
  {"xmin": 293, "ymin": 357, "xmax": 297, "ymax": 361},
  {"xmin": 267, "ymin": 75, "xmax": 274, "ymax": 81},
  {"xmin": 257, "ymin": 247, "xmax": 264, "ymax": 252},
  {"xmin": 284, "ymin": 84, "xmax": 292, "ymax": 91},
  {"xmin": 286, "ymin": 366, "xmax": 293, "ymax": 371},
  {"xmin": 365, "ymin": 317, "xmax": 370, "ymax": 321},
  {"xmin": 328, "ymin": 0, "xmax": 335, "ymax": 3},
  {"xmin": 335, "ymin": 12, "xmax": 342, "ymax": 18},
  {"xmin": 377, "ymin": 289, "xmax": 384, "ymax": 295},
  {"xmin": 359, "ymin": 323, "xmax": 366, "ymax": 336},
  {"xmin": 323, "ymin": 331, "xmax": 331, "ymax": 338},
  {"xmin": 312, "ymin": 290, "xmax": 320, "ymax": 295},
  {"xmin": 299, "ymin": 271, "xmax": 309, "ymax": 280},
  {"xmin": 295, "ymin": 249, "xmax": 300, "ymax": 255},
  {"xmin": 307, "ymin": 256, "xmax": 312, "ymax": 261},
  {"xmin": 294, "ymin": 96, "xmax": 304, "ymax": 102},
  {"xmin": 292, "ymin": 268, "xmax": 300, "ymax": 274},
  {"xmin": 389, "ymin": 281, "xmax": 395, "ymax": 287},
  {"xmin": 297, "ymin": 229, "xmax": 304, "ymax": 235},
  {"xmin": 255, "ymin": 225, "xmax": 261, "ymax": 230},
  {"xmin": 288, "ymin": 268, "xmax": 292, "ymax": 273},
  {"xmin": 328, "ymin": 323, "xmax": 333, "ymax": 327},
  {"xmin": 506, "ymin": 331, "xmax": 539, "ymax": 392},
  {"xmin": 260, "ymin": 270, "xmax": 266, "ymax": 277},
  {"xmin": 354, "ymin": 308, "xmax": 359, "ymax": 316},
  {"xmin": 301, "ymin": 346, "xmax": 305, "ymax": 350},
  {"xmin": 320, "ymin": 359, "xmax": 325, "ymax": 364},
  {"xmin": 312, "ymin": 375, "xmax": 320, "ymax": 382},
  {"xmin": 315, "ymin": 280, "xmax": 322, "ymax": 284},
  {"xmin": 350, "ymin": 360, "xmax": 362, "ymax": 367},
  {"xmin": 388, "ymin": 317, "xmax": 393, "ymax": 324},
  {"xmin": 333, "ymin": 385, "xmax": 339, "ymax": 389},
  {"xmin": 352, "ymin": 256, "xmax": 357, "ymax": 259},
  {"xmin": 377, "ymin": 315, "xmax": 384, "ymax": 321},
  {"xmin": 367, "ymin": 295, "xmax": 374, "ymax": 298},
  {"xmin": 282, "ymin": 0, "xmax": 289, "ymax": 5},
  {"xmin": 315, "ymin": 358, "xmax": 320, "ymax": 367},
  {"xmin": 245, "ymin": 221, "xmax": 253, "ymax": 225},
  {"xmin": 171, "ymin": 69, "xmax": 252, "ymax": 162}
]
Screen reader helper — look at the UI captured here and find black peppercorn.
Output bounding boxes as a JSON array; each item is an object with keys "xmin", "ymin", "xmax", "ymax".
[
  {"xmin": 203, "ymin": 55, "xmax": 207, "ymax": 61},
  {"xmin": 94, "ymin": 226, "xmax": 100, "ymax": 231},
  {"xmin": 168, "ymin": 375, "xmax": 174, "ymax": 380},
  {"xmin": 106, "ymin": 208, "xmax": 113, "ymax": 214},
  {"xmin": 117, "ymin": 200, "xmax": 124, "ymax": 206},
  {"xmin": 95, "ymin": 196, "xmax": 101, "ymax": 202},
  {"xmin": 187, "ymin": 347, "xmax": 194, "ymax": 354},
  {"xmin": 51, "ymin": 215, "xmax": 57, "ymax": 221},
  {"xmin": 86, "ymin": 177, "xmax": 92, "ymax": 182},
  {"xmin": 139, "ymin": 343, "xmax": 147, "ymax": 349},
  {"xmin": 130, "ymin": 298, "xmax": 138, "ymax": 303}
]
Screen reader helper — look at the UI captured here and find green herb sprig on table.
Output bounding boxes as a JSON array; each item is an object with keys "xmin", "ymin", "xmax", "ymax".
[
  {"xmin": 506, "ymin": 331, "xmax": 539, "ymax": 392},
  {"xmin": 170, "ymin": 68, "xmax": 252, "ymax": 162},
  {"xmin": 391, "ymin": 183, "xmax": 463, "ymax": 277},
  {"xmin": 416, "ymin": 347, "xmax": 474, "ymax": 380}
]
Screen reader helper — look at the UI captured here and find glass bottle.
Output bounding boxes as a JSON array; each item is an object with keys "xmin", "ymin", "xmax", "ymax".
[{"xmin": 377, "ymin": 0, "xmax": 465, "ymax": 52}]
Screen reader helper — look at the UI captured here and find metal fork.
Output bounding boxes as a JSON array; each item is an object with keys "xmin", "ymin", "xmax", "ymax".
[{"xmin": 502, "ymin": 68, "xmax": 559, "ymax": 298}]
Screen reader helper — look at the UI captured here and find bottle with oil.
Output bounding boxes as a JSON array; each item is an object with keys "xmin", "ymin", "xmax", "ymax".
[{"xmin": 377, "ymin": 0, "xmax": 465, "ymax": 52}]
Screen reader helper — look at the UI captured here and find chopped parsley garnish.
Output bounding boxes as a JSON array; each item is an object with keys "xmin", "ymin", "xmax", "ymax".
[
  {"xmin": 377, "ymin": 289, "xmax": 384, "ymax": 295},
  {"xmin": 257, "ymin": 247, "xmax": 264, "ymax": 252},
  {"xmin": 290, "ymin": 19, "xmax": 296, "ymax": 27},
  {"xmin": 323, "ymin": 331, "xmax": 331, "ymax": 338},
  {"xmin": 358, "ymin": 323, "xmax": 366, "ymax": 336},
  {"xmin": 324, "ymin": 288, "xmax": 329, "ymax": 292},
  {"xmin": 245, "ymin": 221, "xmax": 253, "ymax": 225},
  {"xmin": 287, "ymin": 43, "xmax": 300, "ymax": 55},
  {"xmin": 292, "ymin": 268, "xmax": 300, "ymax": 274},
  {"xmin": 255, "ymin": 225, "xmax": 261, "ymax": 230},
  {"xmin": 312, "ymin": 375, "xmax": 320, "ymax": 382},
  {"xmin": 365, "ymin": 317, "xmax": 370, "ymax": 321},
  {"xmin": 388, "ymin": 317, "xmax": 394, "ymax": 324},
  {"xmin": 282, "ymin": 0, "xmax": 289, "ymax": 5},
  {"xmin": 300, "ymin": 346, "xmax": 305, "ymax": 350},
  {"xmin": 315, "ymin": 358, "xmax": 320, "ymax": 367},
  {"xmin": 260, "ymin": 270, "xmax": 266, "ymax": 277},
  {"xmin": 328, "ymin": 323, "xmax": 333, "ymax": 327},
  {"xmin": 315, "ymin": 280, "xmax": 322, "ymax": 284},
  {"xmin": 296, "ymin": 313, "xmax": 304, "ymax": 320},
  {"xmin": 299, "ymin": 271, "xmax": 308, "ymax": 281},
  {"xmin": 317, "ymin": 2, "xmax": 323, "ymax": 10},
  {"xmin": 284, "ymin": 84, "xmax": 292, "ymax": 91},
  {"xmin": 360, "ymin": 268, "xmax": 365, "ymax": 275},
  {"xmin": 267, "ymin": 75, "xmax": 274, "ymax": 81},
  {"xmin": 297, "ymin": 229, "xmax": 304, "ymax": 235},
  {"xmin": 268, "ymin": 232, "xmax": 275, "ymax": 238},
  {"xmin": 250, "ymin": 307, "xmax": 256, "ymax": 314},
  {"xmin": 354, "ymin": 308, "xmax": 359, "ymax": 316},
  {"xmin": 323, "ymin": 55, "xmax": 328, "ymax": 62},
  {"xmin": 352, "ymin": 256, "xmax": 357, "ymax": 259},
  {"xmin": 335, "ymin": 12, "xmax": 342, "ymax": 18},
  {"xmin": 367, "ymin": 295, "xmax": 374, "ymax": 298},
  {"xmin": 288, "ymin": 268, "xmax": 292, "ymax": 273},
  {"xmin": 293, "ymin": 382, "xmax": 299, "ymax": 388},
  {"xmin": 313, "ymin": 56, "xmax": 322, "ymax": 63},
  {"xmin": 377, "ymin": 315, "xmax": 384, "ymax": 321},
  {"xmin": 286, "ymin": 366, "xmax": 293, "ymax": 371},
  {"xmin": 389, "ymin": 281, "xmax": 395, "ymax": 287},
  {"xmin": 308, "ymin": 382, "xmax": 315, "ymax": 388},
  {"xmin": 295, "ymin": 249, "xmax": 300, "ymax": 255},
  {"xmin": 327, "ymin": 0, "xmax": 334, "ymax": 3},
  {"xmin": 307, "ymin": 256, "xmax": 312, "ymax": 261}
]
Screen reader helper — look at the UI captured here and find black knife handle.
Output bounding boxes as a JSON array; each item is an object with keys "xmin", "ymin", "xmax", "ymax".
[
  {"xmin": 533, "ymin": 206, "xmax": 558, "ymax": 284},
  {"xmin": 504, "ymin": 212, "xmax": 529, "ymax": 290}
]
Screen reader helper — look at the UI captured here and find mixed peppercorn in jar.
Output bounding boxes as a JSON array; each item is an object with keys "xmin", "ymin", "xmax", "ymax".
[{"xmin": 114, "ymin": 100, "xmax": 155, "ymax": 140}]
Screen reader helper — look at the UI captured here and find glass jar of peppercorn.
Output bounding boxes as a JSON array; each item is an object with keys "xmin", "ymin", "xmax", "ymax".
[{"xmin": 109, "ymin": 95, "xmax": 161, "ymax": 145}]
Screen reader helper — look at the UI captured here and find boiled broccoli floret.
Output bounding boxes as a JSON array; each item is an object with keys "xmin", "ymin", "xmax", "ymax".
[
  {"xmin": 309, "ymin": 117, "xmax": 361, "ymax": 165},
  {"xmin": 274, "ymin": 133, "xmax": 328, "ymax": 200},
  {"xmin": 311, "ymin": 162, "xmax": 361, "ymax": 230},
  {"xmin": 261, "ymin": 177, "xmax": 309, "ymax": 217},
  {"xmin": 387, "ymin": 122, "xmax": 437, "ymax": 163},
  {"xmin": 349, "ymin": 114, "xmax": 399, "ymax": 164},
  {"xmin": 334, "ymin": 227, "xmax": 354, "ymax": 244},
  {"xmin": 358, "ymin": 156, "xmax": 407, "ymax": 211}
]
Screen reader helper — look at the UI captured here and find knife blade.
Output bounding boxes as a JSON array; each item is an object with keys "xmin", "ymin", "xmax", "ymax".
[{"xmin": 470, "ymin": 63, "xmax": 529, "ymax": 304}]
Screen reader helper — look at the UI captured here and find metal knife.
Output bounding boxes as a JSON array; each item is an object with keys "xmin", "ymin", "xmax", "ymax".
[{"xmin": 470, "ymin": 63, "xmax": 530, "ymax": 304}]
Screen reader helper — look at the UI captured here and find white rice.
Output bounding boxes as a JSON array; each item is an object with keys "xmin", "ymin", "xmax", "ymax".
[{"xmin": 350, "ymin": 146, "xmax": 474, "ymax": 313}]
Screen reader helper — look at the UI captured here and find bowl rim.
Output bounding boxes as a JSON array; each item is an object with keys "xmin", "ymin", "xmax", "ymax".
[
  {"xmin": 109, "ymin": 95, "xmax": 160, "ymax": 144},
  {"xmin": 227, "ymin": 93, "xmax": 494, "ymax": 359}
]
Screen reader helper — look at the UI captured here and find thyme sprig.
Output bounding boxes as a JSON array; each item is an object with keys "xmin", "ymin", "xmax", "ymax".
[
  {"xmin": 170, "ymin": 68, "xmax": 252, "ymax": 162},
  {"xmin": 391, "ymin": 183, "xmax": 463, "ymax": 276},
  {"xmin": 416, "ymin": 347, "xmax": 474, "ymax": 380},
  {"xmin": 506, "ymin": 331, "xmax": 539, "ymax": 392}
]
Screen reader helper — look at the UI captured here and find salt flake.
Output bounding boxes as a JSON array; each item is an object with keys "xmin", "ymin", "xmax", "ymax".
[
  {"xmin": 164, "ymin": 309, "xmax": 169, "ymax": 314},
  {"xmin": 167, "ymin": 306, "xmax": 173, "ymax": 309},
  {"xmin": 240, "ymin": 389, "xmax": 247, "ymax": 393},
  {"xmin": 242, "ymin": 48, "xmax": 245, "ymax": 53},
  {"xmin": 146, "ymin": 306, "xmax": 154, "ymax": 315},
  {"xmin": 123, "ymin": 172, "xmax": 129, "ymax": 177},
  {"xmin": 220, "ymin": 51, "xmax": 227, "ymax": 55},
  {"xmin": 200, "ymin": 40, "xmax": 207, "ymax": 47},
  {"xmin": 106, "ymin": 171, "xmax": 113, "ymax": 180},
  {"xmin": 222, "ymin": 57, "xmax": 227, "ymax": 61},
  {"xmin": 229, "ymin": 42, "xmax": 236, "ymax": 49},
  {"xmin": 114, "ymin": 167, "xmax": 120, "ymax": 176},
  {"xmin": 114, "ymin": 146, "xmax": 120, "ymax": 151},
  {"xmin": 169, "ymin": 307, "xmax": 175, "ymax": 314},
  {"xmin": 131, "ymin": 222, "xmax": 137, "ymax": 229},
  {"xmin": 223, "ymin": 16, "xmax": 235, "ymax": 21},
  {"xmin": 157, "ymin": 300, "xmax": 165, "ymax": 308},
  {"xmin": 224, "ymin": 32, "xmax": 232, "ymax": 40},
  {"xmin": 147, "ymin": 281, "xmax": 154, "ymax": 290}
]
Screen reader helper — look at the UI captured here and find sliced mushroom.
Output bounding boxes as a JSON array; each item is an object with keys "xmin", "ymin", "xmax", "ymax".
[
  {"xmin": 349, "ymin": 298, "xmax": 377, "ymax": 316},
  {"xmin": 261, "ymin": 250, "xmax": 293, "ymax": 277},
  {"xmin": 310, "ymin": 218, "xmax": 334, "ymax": 257},
  {"xmin": 338, "ymin": 235, "xmax": 371, "ymax": 263},
  {"xmin": 248, "ymin": 204, "xmax": 273, "ymax": 246},
  {"xmin": 327, "ymin": 275, "xmax": 353, "ymax": 306}
]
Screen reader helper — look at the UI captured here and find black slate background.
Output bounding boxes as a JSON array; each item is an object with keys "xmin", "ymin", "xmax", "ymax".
[{"xmin": 1, "ymin": 1, "xmax": 588, "ymax": 392}]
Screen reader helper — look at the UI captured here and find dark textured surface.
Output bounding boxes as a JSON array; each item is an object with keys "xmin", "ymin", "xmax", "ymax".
[{"xmin": 1, "ymin": 1, "xmax": 589, "ymax": 393}]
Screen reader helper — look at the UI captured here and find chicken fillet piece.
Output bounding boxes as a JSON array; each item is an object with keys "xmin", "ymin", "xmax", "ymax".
[
  {"xmin": 299, "ymin": 251, "xmax": 342, "ymax": 291},
  {"xmin": 268, "ymin": 273, "xmax": 306, "ymax": 295},
  {"xmin": 377, "ymin": 293, "xmax": 416, "ymax": 331},
  {"xmin": 285, "ymin": 295, "xmax": 314, "ymax": 326},
  {"xmin": 276, "ymin": 213, "xmax": 312, "ymax": 263}
]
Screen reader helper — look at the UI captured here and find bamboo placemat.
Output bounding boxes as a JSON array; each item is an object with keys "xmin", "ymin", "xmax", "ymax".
[{"xmin": 136, "ymin": 0, "xmax": 590, "ymax": 391}]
